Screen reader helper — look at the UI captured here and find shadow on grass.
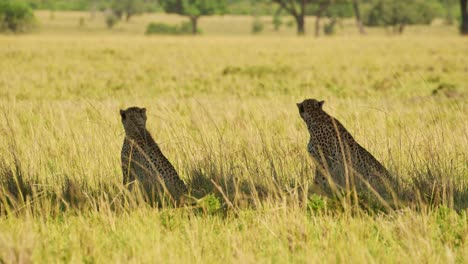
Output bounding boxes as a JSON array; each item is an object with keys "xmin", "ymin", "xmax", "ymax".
[{"xmin": 0, "ymin": 146, "xmax": 466, "ymax": 217}]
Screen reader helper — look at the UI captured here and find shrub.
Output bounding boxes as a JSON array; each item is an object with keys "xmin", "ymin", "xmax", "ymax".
[
  {"xmin": 252, "ymin": 17, "xmax": 264, "ymax": 34},
  {"xmin": 145, "ymin": 22, "xmax": 178, "ymax": 35},
  {"xmin": 307, "ymin": 194, "xmax": 326, "ymax": 213},
  {"xmin": 198, "ymin": 194, "xmax": 222, "ymax": 215},
  {"xmin": 178, "ymin": 21, "xmax": 199, "ymax": 34},
  {"xmin": 105, "ymin": 14, "xmax": 118, "ymax": 29},
  {"xmin": 0, "ymin": 1, "xmax": 35, "ymax": 33},
  {"xmin": 365, "ymin": 0, "xmax": 439, "ymax": 33},
  {"xmin": 78, "ymin": 17, "xmax": 85, "ymax": 27},
  {"xmin": 145, "ymin": 21, "xmax": 197, "ymax": 35},
  {"xmin": 323, "ymin": 18, "xmax": 337, "ymax": 36}
]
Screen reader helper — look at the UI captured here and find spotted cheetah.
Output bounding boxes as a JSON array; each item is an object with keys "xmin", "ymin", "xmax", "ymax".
[
  {"xmin": 297, "ymin": 99, "xmax": 399, "ymax": 202},
  {"xmin": 120, "ymin": 107, "xmax": 187, "ymax": 205}
]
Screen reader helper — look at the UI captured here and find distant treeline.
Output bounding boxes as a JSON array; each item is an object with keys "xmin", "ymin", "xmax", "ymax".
[
  {"xmin": 26, "ymin": 0, "xmax": 160, "ymax": 12},
  {"xmin": 24, "ymin": 0, "xmax": 459, "ymax": 19},
  {"xmin": 4, "ymin": 0, "xmax": 467, "ymax": 35}
]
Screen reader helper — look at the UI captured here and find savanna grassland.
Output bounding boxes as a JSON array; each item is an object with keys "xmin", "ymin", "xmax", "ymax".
[{"xmin": 0, "ymin": 11, "xmax": 467, "ymax": 263}]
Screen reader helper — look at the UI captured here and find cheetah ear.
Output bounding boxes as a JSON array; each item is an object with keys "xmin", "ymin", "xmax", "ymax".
[
  {"xmin": 319, "ymin": 101, "xmax": 325, "ymax": 108},
  {"xmin": 120, "ymin": 109, "xmax": 126, "ymax": 119}
]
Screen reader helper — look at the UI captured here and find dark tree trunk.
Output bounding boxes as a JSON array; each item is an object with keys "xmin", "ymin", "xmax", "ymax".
[
  {"xmin": 298, "ymin": 0, "xmax": 306, "ymax": 35},
  {"xmin": 273, "ymin": 0, "xmax": 307, "ymax": 35},
  {"xmin": 398, "ymin": 23, "xmax": 405, "ymax": 34},
  {"xmin": 114, "ymin": 10, "xmax": 123, "ymax": 19},
  {"xmin": 190, "ymin": 16, "xmax": 199, "ymax": 35},
  {"xmin": 461, "ymin": 0, "xmax": 468, "ymax": 35},
  {"xmin": 315, "ymin": 14, "xmax": 321, "ymax": 37},
  {"xmin": 352, "ymin": 0, "xmax": 366, "ymax": 35},
  {"xmin": 315, "ymin": 3, "xmax": 329, "ymax": 37},
  {"xmin": 296, "ymin": 15, "xmax": 305, "ymax": 35}
]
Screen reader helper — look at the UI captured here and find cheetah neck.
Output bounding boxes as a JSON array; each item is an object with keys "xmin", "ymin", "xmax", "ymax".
[
  {"xmin": 127, "ymin": 128, "xmax": 160, "ymax": 153},
  {"xmin": 305, "ymin": 113, "xmax": 331, "ymax": 134}
]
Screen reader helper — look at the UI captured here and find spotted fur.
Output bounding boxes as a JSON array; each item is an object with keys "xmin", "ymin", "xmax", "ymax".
[
  {"xmin": 120, "ymin": 107, "xmax": 187, "ymax": 204},
  {"xmin": 297, "ymin": 99, "xmax": 398, "ymax": 200}
]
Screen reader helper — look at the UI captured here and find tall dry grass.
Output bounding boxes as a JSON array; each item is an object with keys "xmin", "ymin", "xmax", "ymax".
[{"xmin": 0, "ymin": 17, "xmax": 466, "ymax": 262}]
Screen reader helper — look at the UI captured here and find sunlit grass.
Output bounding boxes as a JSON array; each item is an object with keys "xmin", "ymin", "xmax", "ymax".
[{"xmin": 0, "ymin": 11, "xmax": 467, "ymax": 263}]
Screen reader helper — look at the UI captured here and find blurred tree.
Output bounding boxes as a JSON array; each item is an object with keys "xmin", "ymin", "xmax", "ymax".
[
  {"xmin": 272, "ymin": 0, "xmax": 350, "ymax": 36},
  {"xmin": 462, "ymin": 0, "xmax": 468, "ymax": 34},
  {"xmin": 0, "ymin": 1, "xmax": 35, "ymax": 33},
  {"xmin": 443, "ymin": 0, "xmax": 456, "ymax": 24},
  {"xmin": 271, "ymin": 0, "xmax": 308, "ymax": 35},
  {"xmin": 351, "ymin": 0, "xmax": 366, "ymax": 34},
  {"xmin": 252, "ymin": 16, "xmax": 264, "ymax": 34},
  {"xmin": 272, "ymin": 9, "xmax": 283, "ymax": 31},
  {"xmin": 312, "ymin": 0, "xmax": 332, "ymax": 37},
  {"xmin": 160, "ymin": 0, "xmax": 227, "ymax": 34},
  {"xmin": 112, "ymin": 0, "xmax": 144, "ymax": 21},
  {"xmin": 365, "ymin": 0, "xmax": 438, "ymax": 34},
  {"xmin": 106, "ymin": 12, "xmax": 118, "ymax": 28},
  {"xmin": 318, "ymin": 0, "xmax": 352, "ymax": 35}
]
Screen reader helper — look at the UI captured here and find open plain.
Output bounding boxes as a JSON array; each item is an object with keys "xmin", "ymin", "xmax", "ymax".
[{"xmin": 0, "ymin": 11, "xmax": 466, "ymax": 263}]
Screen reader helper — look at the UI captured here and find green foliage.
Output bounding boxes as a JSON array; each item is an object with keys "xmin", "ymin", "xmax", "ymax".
[
  {"xmin": 145, "ymin": 21, "xmax": 197, "ymax": 35},
  {"xmin": 0, "ymin": 0, "xmax": 35, "ymax": 33},
  {"xmin": 307, "ymin": 194, "xmax": 326, "ymax": 213},
  {"xmin": 198, "ymin": 194, "xmax": 222, "ymax": 215},
  {"xmin": 252, "ymin": 16, "xmax": 264, "ymax": 34},
  {"xmin": 272, "ymin": 12, "xmax": 282, "ymax": 31},
  {"xmin": 303, "ymin": 0, "xmax": 354, "ymax": 17},
  {"xmin": 161, "ymin": 0, "xmax": 226, "ymax": 17},
  {"xmin": 228, "ymin": 0, "xmax": 277, "ymax": 15},
  {"xmin": 160, "ymin": 0, "xmax": 226, "ymax": 34},
  {"xmin": 111, "ymin": 0, "xmax": 144, "ymax": 21},
  {"xmin": 325, "ymin": 1, "xmax": 354, "ymax": 18},
  {"xmin": 144, "ymin": 22, "xmax": 179, "ymax": 35},
  {"xmin": 179, "ymin": 20, "xmax": 199, "ymax": 33},
  {"xmin": 27, "ymin": 0, "xmax": 91, "ymax": 10},
  {"xmin": 365, "ymin": 0, "xmax": 440, "ymax": 33},
  {"xmin": 105, "ymin": 13, "xmax": 118, "ymax": 28},
  {"xmin": 323, "ymin": 18, "xmax": 337, "ymax": 35}
]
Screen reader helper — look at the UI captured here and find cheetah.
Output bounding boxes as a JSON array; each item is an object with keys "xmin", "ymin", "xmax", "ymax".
[
  {"xmin": 120, "ymin": 107, "xmax": 187, "ymax": 205},
  {"xmin": 297, "ymin": 99, "xmax": 399, "ymax": 203}
]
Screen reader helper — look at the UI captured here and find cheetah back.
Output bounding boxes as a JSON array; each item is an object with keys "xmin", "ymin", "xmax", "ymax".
[{"xmin": 121, "ymin": 131, "xmax": 187, "ymax": 202}]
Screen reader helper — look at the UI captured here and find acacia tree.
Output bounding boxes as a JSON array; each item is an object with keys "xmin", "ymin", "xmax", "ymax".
[
  {"xmin": 271, "ymin": 0, "xmax": 308, "ymax": 35},
  {"xmin": 462, "ymin": 0, "xmax": 468, "ymax": 34},
  {"xmin": 365, "ymin": 0, "xmax": 438, "ymax": 34},
  {"xmin": 272, "ymin": 0, "xmax": 346, "ymax": 36},
  {"xmin": 161, "ymin": 0, "xmax": 226, "ymax": 34},
  {"xmin": 311, "ymin": 0, "xmax": 332, "ymax": 37},
  {"xmin": 112, "ymin": 0, "xmax": 144, "ymax": 21},
  {"xmin": 0, "ymin": 1, "xmax": 35, "ymax": 33}
]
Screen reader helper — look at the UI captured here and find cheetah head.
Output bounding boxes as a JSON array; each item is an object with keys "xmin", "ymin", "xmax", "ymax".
[
  {"xmin": 120, "ymin": 107, "xmax": 147, "ymax": 132},
  {"xmin": 297, "ymin": 99, "xmax": 325, "ymax": 122}
]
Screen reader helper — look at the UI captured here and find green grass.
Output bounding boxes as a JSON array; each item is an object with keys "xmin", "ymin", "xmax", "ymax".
[{"xmin": 0, "ymin": 11, "xmax": 467, "ymax": 263}]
